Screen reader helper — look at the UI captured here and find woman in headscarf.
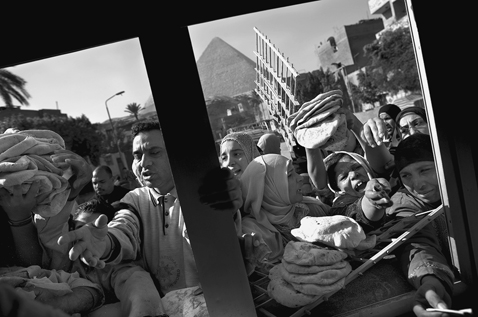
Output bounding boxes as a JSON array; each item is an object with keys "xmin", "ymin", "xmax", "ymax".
[
  {"xmin": 239, "ymin": 154, "xmax": 330, "ymax": 270},
  {"xmin": 220, "ymin": 132, "xmax": 261, "ymax": 179},
  {"xmin": 257, "ymin": 133, "xmax": 281, "ymax": 155}
]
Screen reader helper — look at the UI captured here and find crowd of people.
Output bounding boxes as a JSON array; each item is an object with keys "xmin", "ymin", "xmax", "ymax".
[{"xmin": 0, "ymin": 99, "xmax": 465, "ymax": 317}]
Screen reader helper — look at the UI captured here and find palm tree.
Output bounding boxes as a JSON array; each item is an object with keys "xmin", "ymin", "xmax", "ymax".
[
  {"xmin": 125, "ymin": 102, "xmax": 143, "ymax": 121},
  {"xmin": 0, "ymin": 69, "xmax": 31, "ymax": 108}
]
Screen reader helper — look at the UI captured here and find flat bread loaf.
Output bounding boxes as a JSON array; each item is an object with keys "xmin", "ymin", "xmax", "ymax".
[
  {"xmin": 290, "ymin": 276, "xmax": 346, "ymax": 296},
  {"xmin": 280, "ymin": 261, "xmax": 352, "ymax": 286},
  {"xmin": 291, "ymin": 216, "xmax": 366, "ymax": 250},
  {"xmin": 294, "ymin": 113, "xmax": 343, "ymax": 149},
  {"xmin": 268, "ymin": 274, "xmax": 320, "ymax": 308},
  {"xmin": 281, "ymin": 259, "xmax": 349, "ymax": 275},
  {"xmin": 282, "ymin": 241, "xmax": 348, "ymax": 266}
]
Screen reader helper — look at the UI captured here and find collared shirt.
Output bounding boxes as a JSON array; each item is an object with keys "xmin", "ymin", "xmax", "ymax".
[{"xmin": 107, "ymin": 186, "xmax": 199, "ymax": 295}]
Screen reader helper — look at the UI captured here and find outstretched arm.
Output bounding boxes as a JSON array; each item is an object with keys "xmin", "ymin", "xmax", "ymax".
[
  {"xmin": 57, "ymin": 214, "xmax": 111, "ymax": 268},
  {"xmin": 358, "ymin": 118, "xmax": 395, "ymax": 175},
  {"xmin": 361, "ymin": 178, "xmax": 393, "ymax": 222}
]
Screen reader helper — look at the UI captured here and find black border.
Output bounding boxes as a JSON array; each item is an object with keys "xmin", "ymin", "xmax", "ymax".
[{"xmin": 2, "ymin": 1, "xmax": 475, "ymax": 314}]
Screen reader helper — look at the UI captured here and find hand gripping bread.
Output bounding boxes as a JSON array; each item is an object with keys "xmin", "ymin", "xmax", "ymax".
[{"xmin": 282, "ymin": 241, "xmax": 348, "ymax": 266}]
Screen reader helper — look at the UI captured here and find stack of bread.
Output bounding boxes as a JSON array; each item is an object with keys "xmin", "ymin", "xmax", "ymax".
[
  {"xmin": 288, "ymin": 90, "xmax": 348, "ymax": 151},
  {"xmin": 0, "ymin": 129, "xmax": 70, "ymax": 217},
  {"xmin": 267, "ymin": 241, "xmax": 351, "ymax": 308},
  {"xmin": 291, "ymin": 215, "xmax": 377, "ymax": 252}
]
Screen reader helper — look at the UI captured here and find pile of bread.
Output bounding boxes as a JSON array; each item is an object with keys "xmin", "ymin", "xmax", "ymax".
[
  {"xmin": 288, "ymin": 90, "xmax": 349, "ymax": 151},
  {"xmin": 268, "ymin": 215, "xmax": 377, "ymax": 308},
  {"xmin": 0, "ymin": 129, "xmax": 70, "ymax": 217},
  {"xmin": 268, "ymin": 241, "xmax": 351, "ymax": 308}
]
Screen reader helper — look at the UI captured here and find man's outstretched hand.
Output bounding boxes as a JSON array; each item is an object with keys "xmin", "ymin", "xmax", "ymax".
[{"xmin": 57, "ymin": 214, "xmax": 109, "ymax": 268}]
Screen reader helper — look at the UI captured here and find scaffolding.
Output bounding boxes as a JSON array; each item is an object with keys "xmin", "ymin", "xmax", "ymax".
[{"xmin": 253, "ymin": 27, "xmax": 300, "ymax": 154}]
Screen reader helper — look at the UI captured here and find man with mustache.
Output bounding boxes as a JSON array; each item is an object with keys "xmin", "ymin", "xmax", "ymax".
[{"xmin": 57, "ymin": 120, "xmax": 258, "ymax": 316}]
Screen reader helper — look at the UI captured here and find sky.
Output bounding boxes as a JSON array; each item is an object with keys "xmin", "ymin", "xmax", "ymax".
[
  {"xmin": 4, "ymin": 38, "xmax": 153, "ymax": 124},
  {"xmin": 2, "ymin": 0, "xmax": 379, "ymax": 125},
  {"xmin": 187, "ymin": 0, "xmax": 380, "ymax": 73}
]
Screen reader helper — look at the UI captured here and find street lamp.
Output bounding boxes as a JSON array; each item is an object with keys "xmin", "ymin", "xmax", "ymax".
[{"xmin": 105, "ymin": 91, "xmax": 128, "ymax": 170}]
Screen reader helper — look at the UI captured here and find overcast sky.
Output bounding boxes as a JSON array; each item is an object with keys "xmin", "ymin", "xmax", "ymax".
[{"xmin": 3, "ymin": 0, "xmax": 380, "ymax": 124}]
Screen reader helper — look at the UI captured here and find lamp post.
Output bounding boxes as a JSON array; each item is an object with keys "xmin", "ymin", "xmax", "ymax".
[{"xmin": 105, "ymin": 91, "xmax": 128, "ymax": 170}]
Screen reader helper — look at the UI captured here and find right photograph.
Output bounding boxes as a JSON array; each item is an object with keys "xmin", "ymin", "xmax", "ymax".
[{"xmin": 184, "ymin": 0, "xmax": 475, "ymax": 316}]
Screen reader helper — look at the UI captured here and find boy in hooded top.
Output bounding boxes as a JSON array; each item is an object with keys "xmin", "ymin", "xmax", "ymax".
[{"xmin": 323, "ymin": 151, "xmax": 393, "ymax": 233}]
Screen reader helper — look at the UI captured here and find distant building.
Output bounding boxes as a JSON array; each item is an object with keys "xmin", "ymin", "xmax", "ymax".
[
  {"xmin": 369, "ymin": 0, "xmax": 408, "ymax": 33},
  {"xmin": 196, "ymin": 37, "xmax": 271, "ymax": 142},
  {"xmin": 315, "ymin": 18, "xmax": 385, "ymax": 111},
  {"xmin": 0, "ymin": 106, "xmax": 68, "ymax": 120}
]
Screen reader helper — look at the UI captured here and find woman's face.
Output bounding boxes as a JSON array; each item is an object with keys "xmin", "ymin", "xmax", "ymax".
[
  {"xmin": 399, "ymin": 161, "xmax": 440, "ymax": 204},
  {"xmin": 220, "ymin": 140, "xmax": 249, "ymax": 179},
  {"xmin": 286, "ymin": 161, "xmax": 304, "ymax": 204},
  {"xmin": 334, "ymin": 155, "xmax": 368, "ymax": 197},
  {"xmin": 398, "ymin": 113, "xmax": 429, "ymax": 140}
]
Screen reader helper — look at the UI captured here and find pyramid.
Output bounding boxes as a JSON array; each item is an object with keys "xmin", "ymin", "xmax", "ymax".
[{"xmin": 196, "ymin": 37, "xmax": 257, "ymax": 99}]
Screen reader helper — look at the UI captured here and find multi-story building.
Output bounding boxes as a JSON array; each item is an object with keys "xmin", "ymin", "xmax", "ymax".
[
  {"xmin": 369, "ymin": 0, "xmax": 408, "ymax": 32},
  {"xmin": 315, "ymin": 18, "xmax": 385, "ymax": 111}
]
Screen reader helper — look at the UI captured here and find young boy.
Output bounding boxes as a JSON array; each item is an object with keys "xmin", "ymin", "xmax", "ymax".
[
  {"xmin": 70, "ymin": 199, "xmax": 167, "ymax": 317},
  {"xmin": 388, "ymin": 133, "xmax": 456, "ymax": 315},
  {"xmin": 323, "ymin": 151, "xmax": 393, "ymax": 233}
]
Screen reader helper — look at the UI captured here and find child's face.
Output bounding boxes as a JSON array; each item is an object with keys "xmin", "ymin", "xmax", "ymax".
[
  {"xmin": 334, "ymin": 156, "xmax": 368, "ymax": 197},
  {"xmin": 74, "ymin": 212, "xmax": 100, "ymax": 230}
]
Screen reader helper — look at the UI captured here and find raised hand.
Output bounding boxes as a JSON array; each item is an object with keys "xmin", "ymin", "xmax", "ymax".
[
  {"xmin": 364, "ymin": 178, "xmax": 393, "ymax": 209},
  {"xmin": 360, "ymin": 117, "xmax": 389, "ymax": 148}
]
